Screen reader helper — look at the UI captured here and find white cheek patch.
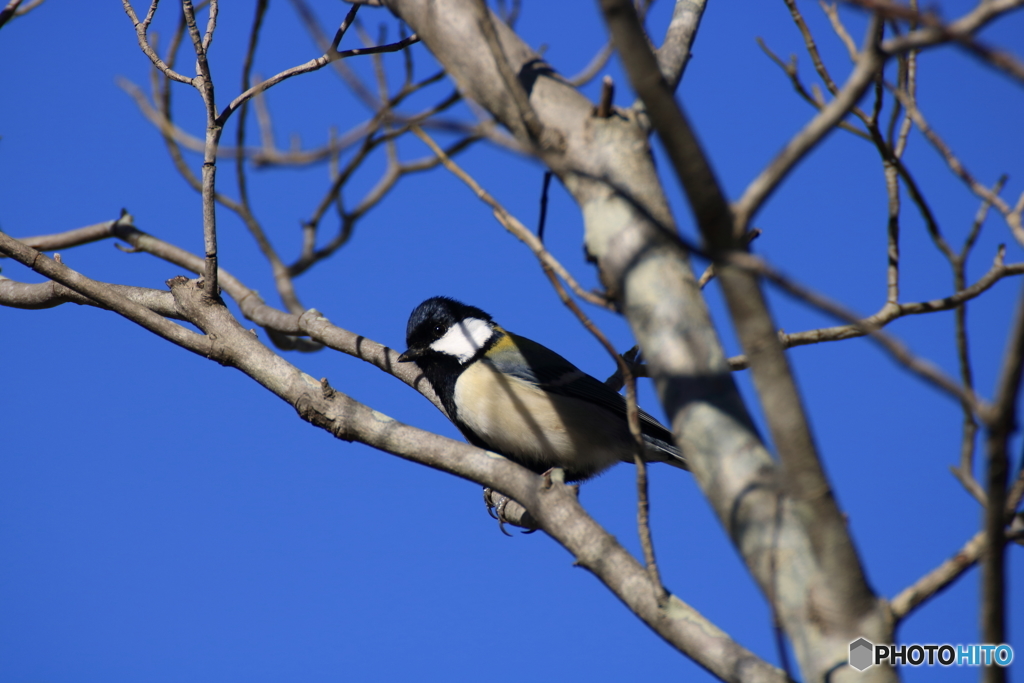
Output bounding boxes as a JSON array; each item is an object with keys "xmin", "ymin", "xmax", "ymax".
[{"xmin": 430, "ymin": 317, "xmax": 493, "ymax": 363}]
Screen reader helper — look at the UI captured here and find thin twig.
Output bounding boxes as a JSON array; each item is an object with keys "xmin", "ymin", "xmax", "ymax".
[
  {"xmin": 288, "ymin": 0, "xmax": 380, "ymax": 110},
  {"xmin": 887, "ymin": 84, "xmax": 1024, "ymax": 248},
  {"xmin": 229, "ymin": 0, "xmax": 305, "ymax": 312},
  {"xmin": 290, "ymin": 122, "xmax": 480, "ymax": 277},
  {"xmin": 819, "ymin": 1, "xmax": 858, "ymax": 61},
  {"xmin": 533, "ymin": 171, "xmax": 662, "ymax": 597},
  {"xmin": 949, "ymin": 179, "xmax": 1007, "ymax": 504},
  {"xmin": 724, "ymin": 250, "xmax": 991, "ymax": 416},
  {"xmin": 697, "ymin": 229, "xmax": 761, "ymax": 289},
  {"xmin": 411, "ymin": 125, "xmax": 612, "ymax": 309},
  {"xmin": 847, "ymin": 0, "xmax": 1024, "ymax": 85},
  {"xmin": 535, "ymin": 244, "xmax": 667, "ymax": 602},
  {"xmin": 121, "ymin": 0, "xmax": 193, "ymax": 85},
  {"xmin": 568, "ymin": 41, "xmax": 613, "ymax": 86},
  {"xmin": 180, "ymin": 0, "xmax": 222, "ymax": 296},
  {"xmin": 734, "ymin": 16, "xmax": 884, "ymax": 233},
  {"xmin": 755, "ymin": 37, "xmax": 870, "ymax": 140},
  {"xmin": 890, "ymin": 530, "xmax": 986, "ymax": 620},
  {"xmin": 537, "ymin": 171, "xmax": 552, "ymax": 243},
  {"xmin": 217, "ymin": 16, "xmax": 419, "ymax": 126},
  {"xmin": 784, "ymin": 0, "xmax": 839, "ymax": 95},
  {"xmin": 595, "ymin": 75, "xmax": 615, "ymax": 118},
  {"xmin": 0, "ymin": 0, "xmax": 24, "ymax": 29},
  {"xmin": 726, "ymin": 252, "xmax": 1024, "ymax": 366},
  {"xmin": 236, "ymin": 0, "xmax": 268, "ymax": 211},
  {"xmin": 121, "ymin": 68, "xmax": 453, "ymax": 166}
]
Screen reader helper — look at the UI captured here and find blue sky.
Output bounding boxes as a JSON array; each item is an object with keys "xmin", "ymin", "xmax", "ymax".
[{"xmin": 1, "ymin": 1, "xmax": 1022, "ymax": 681}]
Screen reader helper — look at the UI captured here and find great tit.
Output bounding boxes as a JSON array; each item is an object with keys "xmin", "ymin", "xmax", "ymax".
[{"xmin": 398, "ymin": 297, "xmax": 687, "ymax": 482}]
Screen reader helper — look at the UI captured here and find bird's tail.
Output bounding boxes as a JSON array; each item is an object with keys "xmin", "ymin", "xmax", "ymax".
[{"xmin": 640, "ymin": 434, "xmax": 688, "ymax": 471}]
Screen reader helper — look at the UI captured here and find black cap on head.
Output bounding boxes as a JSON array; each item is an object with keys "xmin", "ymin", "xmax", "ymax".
[{"xmin": 402, "ymin": 297, "xmax": 492, "ymax": 358}]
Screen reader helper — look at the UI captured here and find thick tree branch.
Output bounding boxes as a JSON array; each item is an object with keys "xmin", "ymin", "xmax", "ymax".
[
  {"xmin": 378, "ymin": 1, "xmax": 795, "ymax": 679},
  {"xmin": 598, "ymin": 1, "xmax": 892, "ymax": 680},
  {"xmin": 0, "ymin": 276, "xmax": 185, "ymax": 319},
  {"xmin": 0, "ymin": 233, "xmax": 208, "ymax": 353},
  {"xmin": 4, "ymin": 216, "xmax": 441, "ymax": 404},
  {"xmin": 654, "ymin": 0, "xmax": 707, "ymax": 91},
  {"xmin": 980, "ymin": 281, "xmax": 1024, "ymax": 676},
  {"xmin": 166, "ymin": 275, "xmax": 786, "ymax": 683}
]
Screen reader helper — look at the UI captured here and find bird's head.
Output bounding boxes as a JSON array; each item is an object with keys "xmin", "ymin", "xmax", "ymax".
[{"xmin": 399, "ymin": 296, "xmax": 496, "ymax": 365}]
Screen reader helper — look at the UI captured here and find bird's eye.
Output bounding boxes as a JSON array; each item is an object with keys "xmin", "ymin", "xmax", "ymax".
[{"xmin": 433, "ymin": 324, "xmax": 445, "ymax": 336}]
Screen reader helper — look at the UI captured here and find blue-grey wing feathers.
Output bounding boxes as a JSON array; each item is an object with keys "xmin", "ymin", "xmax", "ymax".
[{"xmin": 486, "ymin": 333, "xmax": 687, "ymax": 470}]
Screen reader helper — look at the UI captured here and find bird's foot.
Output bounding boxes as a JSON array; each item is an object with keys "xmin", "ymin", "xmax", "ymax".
[
  {"xmin": 483, "ymin": 487, "xmax": 514, "ymax": 536},
  {"xmin": 483, "ymin": 488, "xmax": 541, "ymax": 535}
]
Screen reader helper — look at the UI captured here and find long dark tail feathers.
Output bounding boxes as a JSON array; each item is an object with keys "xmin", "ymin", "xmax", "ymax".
[{"xmin": 640, "ymin": 435, "xmax": 689, "ymax": 471}]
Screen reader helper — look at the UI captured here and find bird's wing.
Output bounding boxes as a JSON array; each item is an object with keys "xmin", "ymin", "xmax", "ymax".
[{"xmin": 488, "ymin": 332, "xmax": 675, "ymax": 444}]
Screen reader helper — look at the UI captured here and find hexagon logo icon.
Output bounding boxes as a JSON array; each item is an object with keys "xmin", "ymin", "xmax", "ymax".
[{"xmin": 850, "ymin": 638, "xmax": 874, "ymax": 671}]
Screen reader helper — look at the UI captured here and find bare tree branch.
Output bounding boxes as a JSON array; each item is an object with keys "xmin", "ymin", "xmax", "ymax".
[
  {"xmin": 470, "ymin": 0, "xmax": 549, "ymax": 149},
  {"xmin": 887, "ymin": 84, "xmax": 1024, "ymax": 247},
  {"xmin": 755, "ymin": 37, "xmax": 872, "ymax": 140},
  {"xmin": 5, "ymin": 2, "xmax": 1018, "ymax": 677},
  {"xmin": 0, "ymin": 232, "xmax": 208, "ymax": 353},
  {"xmin": 599, "ymin": 1, "xmax": 895, "ymax": 679},
  {"xmin": 163, "ymin": 274, "xmax": 786, "ymax": 683},
  {"xmin": 122, "ymin": 0, "xmax": 193, "ymax": 85},
  {"xmin": 410, "ymin": 125, "xmax": 612, "ymax": 309},
  {"xmin": 120, "ymin": 70, "xmax": 460, "ymax": 166},
  {"xmin": 980, "ymin": 281, "xmax": 1024, "ymax": 679},
  {"xmin": 7, "ymin": 217, "xmax": 129, "ymax": 252},
  {"xmin": 381, "ymin": 0, "xmax": 796, "ymax": 678},
  {"xmin": 723, "ymin": 254, "xmax": 1022, "ymax": 351},
  {"xmin": 0, "ymin": 276, "xmax": 184, "ymax": 318},
  {"xmin": 846, "ymin": 0, "xmax": 1024, "ymax": 84},
  {"xmin": 230, "ymin": 0, "xmax": 306, "ymax": 315},
  {"xmin": 177, "ymin": 0, "xmax": 223, "ymax": 295},
  {"xmin": 6, "ymin": 216, "xmax": 449, "ymax": 409},
  {"xmin": 654, "ymin": 0, "xmax": 707, "ymax": 90},
  {"xmin": 733, "ymin": 17, "xmax": 884, "ymax": 233},
  {"xmin": 724, "ymin": 250, "xmax": 993, "ymax": 415},
  {"xmin": 948, "ymin": 179, "xmax": 1007, "ymax": 504},
  {"xmin": 0, "ymin": 0, "xmax": 42, "ymax": 30},
  {"xmin": 568, "ymin": 41, "xmax": 613, "ymax": 86},
  {"xmin": 217, "ymin": 16, "xmax": 420, "ymax": 126},
  {"xmin": 890, "ymin": 530, "xmax": 985, "ymax": 620}
]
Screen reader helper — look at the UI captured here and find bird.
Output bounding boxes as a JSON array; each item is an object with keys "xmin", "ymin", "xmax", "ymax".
[{"xmin": 398, "ymin": 296, "xmax": 687, "ymax": 482}]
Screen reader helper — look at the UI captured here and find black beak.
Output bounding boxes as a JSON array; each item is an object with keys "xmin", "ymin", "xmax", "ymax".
[{"xmin": 397, "ymin": 347, "xmax": 425, "ymax": 363}]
